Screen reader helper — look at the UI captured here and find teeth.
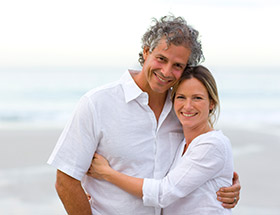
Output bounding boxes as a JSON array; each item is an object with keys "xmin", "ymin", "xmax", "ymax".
[
  {"xmin": 182, "ymin": 113, "xmax": 196, "ymax": 117},
  {"xmin": 157, "ymin": 75, "xmax": 168, "ymax": 82},
  {"xmin": 155, "ymin": 73, "xmax": 171, "ymax": 83}
]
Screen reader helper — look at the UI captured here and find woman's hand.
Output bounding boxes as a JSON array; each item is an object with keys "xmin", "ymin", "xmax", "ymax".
[
  {"xmin": 87, "ymin": 153, "xmax": 112, "ymax": 180},
  {"xmin": 87, "ymin": 153, "xmax": 144, "ymax": 198}
]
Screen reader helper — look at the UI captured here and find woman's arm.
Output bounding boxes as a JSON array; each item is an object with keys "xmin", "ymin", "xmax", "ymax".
[
  {"xmin": 88, "ymin": 137, "xmax": 238, "ymax": 209},
  {"xmin": 88, "ymin": 153, "xmax": 144, "ymax": 198},
  {"xmin": 88, "ymin": 138, "xmax": 228, "ymax": 208}
]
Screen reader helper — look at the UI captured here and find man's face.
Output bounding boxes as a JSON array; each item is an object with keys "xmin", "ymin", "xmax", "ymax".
[{"xmin": 142, "ymin": 39, "xmax": 191, "ymax": 94}]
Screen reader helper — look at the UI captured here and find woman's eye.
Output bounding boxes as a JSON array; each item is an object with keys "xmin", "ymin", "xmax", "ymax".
[{"xmin": 176, "ymin": 96, "xmax": 185, "ymax": 99}]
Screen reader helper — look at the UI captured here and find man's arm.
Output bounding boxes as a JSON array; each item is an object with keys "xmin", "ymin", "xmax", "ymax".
[
  {"xmin": 216, "ymin": 171, "xmax": 241, "ymax": 208},
  {"xmin": 55, "ymin": 170, "xmax": 92, "ymax": 215}
]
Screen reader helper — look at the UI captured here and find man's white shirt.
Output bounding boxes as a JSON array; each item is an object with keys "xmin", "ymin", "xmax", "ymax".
[{"xmin": 48, "ymin": 70, "xmax": 183, "ymax": 215}]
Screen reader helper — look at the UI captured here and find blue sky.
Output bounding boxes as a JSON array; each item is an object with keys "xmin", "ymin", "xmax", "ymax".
[{"xmin": 0, "ymin": 0, "xmax": 279, "ymax": 68}]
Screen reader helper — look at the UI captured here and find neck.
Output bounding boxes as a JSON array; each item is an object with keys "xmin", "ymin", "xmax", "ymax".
[
  {"xmin": 132, "ymin": 71, "xmax": 168, "ymax": 121},
  {"xmin": 148, "ymin": 92, "xmax": 168, "ymax": 121},
  {"xmin": 182, "ymin": 124, "xmax": 213, "ymax": 153}
]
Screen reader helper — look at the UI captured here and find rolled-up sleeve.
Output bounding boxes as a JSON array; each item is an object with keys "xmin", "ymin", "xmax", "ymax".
[{"xmin": 142, "ymin": 178, "xmax": 161, "ymax": 206}]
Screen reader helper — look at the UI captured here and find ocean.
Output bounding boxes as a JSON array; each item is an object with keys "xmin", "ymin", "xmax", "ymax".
[
  {"xmin": 1, "ymin": 65, "xmax": 280, "ymax": 131},
  {"xmin": 0, "ymin": 66, "xmax": 125, "ymax": 128}
]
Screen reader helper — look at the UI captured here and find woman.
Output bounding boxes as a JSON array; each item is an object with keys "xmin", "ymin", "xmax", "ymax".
[{"xmin": 88, "ymin": 65, "xmax": 234, "ymax": 214}]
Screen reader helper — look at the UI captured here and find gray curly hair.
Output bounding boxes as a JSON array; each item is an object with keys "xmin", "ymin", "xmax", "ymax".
[{"xmin": 138, "ymin": 15, "xmax": 204, "ymax": 67}]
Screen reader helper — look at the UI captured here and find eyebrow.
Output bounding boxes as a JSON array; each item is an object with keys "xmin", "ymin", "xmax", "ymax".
[
  {"xmin": 156, "ymin": 54, "xmax": 167, "ymax": 59},
  {"xmin": 192, "ymin": 93, "xmax": 205, "ymax": 96},
  {"xmin": 156, "ymin": 54, "xmax": 186, "ymax": 67},
  {"xmin": 176, "ymin": 92, "xmax": 206, "ymax": 97}
]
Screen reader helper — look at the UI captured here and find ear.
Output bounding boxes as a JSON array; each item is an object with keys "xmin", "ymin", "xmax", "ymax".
[
  {"xmin": 209, "ymin": 100, "xmax": 215, "ymax": 112},
  {"xmin": 143, "ymin": 46, "xmax": 150, "ymax": 60}
]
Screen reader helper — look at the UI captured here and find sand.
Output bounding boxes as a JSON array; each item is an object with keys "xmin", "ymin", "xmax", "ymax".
[
  {"xmin": 221, "ymin": 126, "xmax": 280, "ymax": 214},
  {"xmin": 0, "ymin": 126, "xmax": 280, "ymax": 215}
]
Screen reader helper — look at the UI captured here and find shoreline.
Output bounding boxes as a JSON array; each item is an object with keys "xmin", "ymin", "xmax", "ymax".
[{"xmin": 1, "ymin": 126, "xmax": 280, "ymax": 214}]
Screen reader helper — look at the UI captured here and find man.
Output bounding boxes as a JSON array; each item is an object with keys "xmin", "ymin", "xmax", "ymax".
[{"xmin": 48, "ymin": 15, "xmax": 240, "ymax": 215}]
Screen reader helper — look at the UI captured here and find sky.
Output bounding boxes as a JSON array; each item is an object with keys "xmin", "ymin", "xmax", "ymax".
[{"xmin": 0, "ymin": 0, "xmax": 279, "ymax": 69}]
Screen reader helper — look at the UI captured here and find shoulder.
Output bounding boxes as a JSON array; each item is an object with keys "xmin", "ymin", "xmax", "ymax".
[
  {"xmin": 79, "ymin": 80, "xmax": 123, "ymax": 106},
  {"xmin": 198, "ymin": 130, "xmax": 230, "ymax": 145},
  {"xmin": 83, "ymin": 70, "xmax": 133, "ymax": 99},
  {"xmin": 85, "ymin": 80, "xmax": 122, "ymax": 99},
  {"xmin": 193, "ymin": 130, "xmax": 231, "ymax": 155},
  {"xmin": 72, "ymin": 80, "xmax": 123, "ymax": 115}
]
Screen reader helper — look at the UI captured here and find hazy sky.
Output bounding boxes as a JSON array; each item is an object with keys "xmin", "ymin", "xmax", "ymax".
[{"xmin": 1, "ymin": 0, "xmax": 279, "ymax": 68}]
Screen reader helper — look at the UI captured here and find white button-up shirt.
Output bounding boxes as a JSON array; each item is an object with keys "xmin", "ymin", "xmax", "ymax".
[
  {"xmin": 143, "ymin": 130, "xmax": 233, "ymax": 215},
  {"xmin": 48, "ymin": 70, "xmax": 184, "ymax": 215}
]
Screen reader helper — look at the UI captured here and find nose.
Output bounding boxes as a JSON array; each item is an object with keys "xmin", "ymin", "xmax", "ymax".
[
  {"xmin": 184, "ymin": 99, "xmax": 193, "ymax": 109},
  {"xmin": 161, "ymin": 63, "xmax": 173, "ymax": 77}
]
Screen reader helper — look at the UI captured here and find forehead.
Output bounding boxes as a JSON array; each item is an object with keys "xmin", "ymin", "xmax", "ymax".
[
  {"xmin": 153, "ymin": 39, "xmax": 191, "ymax": 63},
  {"xmin": 154, "ymin": 38, "xmax": 189, "ymax": 52},
  {"xmin": 177, "ymin": 78, "xmax": 208, "ymax": 94}
]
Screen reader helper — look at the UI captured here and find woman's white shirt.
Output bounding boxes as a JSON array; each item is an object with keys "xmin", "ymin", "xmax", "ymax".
[{"xmin": 142, "ymin": 130, "xmax": 233, "ymax": 215}]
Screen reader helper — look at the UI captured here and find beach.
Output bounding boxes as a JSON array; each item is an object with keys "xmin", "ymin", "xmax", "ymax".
[
  {"xmin": 0, "ymin": 126, "xmax": 280, "ymax": 215},
  {"xmin": 0, "ymin": 128, "xmax": 65, "ymax": 215},
  {"xmin": 221, "ymin": 126, "xmax": 280, "ymax": 214}
]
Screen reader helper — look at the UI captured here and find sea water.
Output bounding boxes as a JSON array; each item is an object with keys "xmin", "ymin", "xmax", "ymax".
[
  {"xmin": 0, "ymin": 65, "xmax": 279, "ymax": 130},
  {"xmin": 0, "ymin": 66, "xmax": 125, "ymax": 128}
]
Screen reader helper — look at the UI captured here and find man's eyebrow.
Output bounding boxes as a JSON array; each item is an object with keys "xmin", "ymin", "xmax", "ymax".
[{"xmin": 155, "ymin": 54, "xmax": 167, "ymax": 59}]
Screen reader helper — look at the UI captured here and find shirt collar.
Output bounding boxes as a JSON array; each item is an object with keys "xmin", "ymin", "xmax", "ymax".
[
  {"xmin": 121, "ymin": 70, "xmax": 173, "ymax": 108},
  {"xmin": 121, "ymin": 70, "xmax": 146, "ymax": 103}
]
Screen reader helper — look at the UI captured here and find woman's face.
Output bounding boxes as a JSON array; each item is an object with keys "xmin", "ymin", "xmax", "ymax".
[{"xmin": 174, "ymin": 77, "xmax": 214, "ymax": 130}]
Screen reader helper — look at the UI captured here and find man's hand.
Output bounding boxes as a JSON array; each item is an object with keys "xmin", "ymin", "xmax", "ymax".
[
  {"xmin": 216, "ymin": 171, "xmax": 241, "ymax": 208},
  {"xmin": 55, "ymin": 170, "xmax": 92, "ymax": 215}
]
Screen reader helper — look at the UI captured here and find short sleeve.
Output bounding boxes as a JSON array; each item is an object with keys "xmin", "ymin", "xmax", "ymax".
[{"xmin": 47, "ymin": 95, "xmax": 99, "ymax": 180}]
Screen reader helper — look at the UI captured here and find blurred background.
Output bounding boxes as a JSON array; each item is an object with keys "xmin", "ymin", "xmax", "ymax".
[{"xmin": 0, "ymin": 0, "xmax": 279, "ymax": 214}]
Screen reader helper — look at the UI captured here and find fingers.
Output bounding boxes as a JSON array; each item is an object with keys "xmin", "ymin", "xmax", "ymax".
[
  {"xmin": 92, "ymin": 153, "xmax": 104, "ymax": 161},
  {"xmin": 217, "ymin": 190, "xmax": 240, "ymax": 209},
  {"xmin": 221, "ymin": 200, "xmax": 238, "ymax": 209},
  {"xmin": 86, "ymin": 193, "xmax": 91, "ymax": 201},
  {"xmin": 221, "ymin": 195, "xmax": 239, "ymax": 209},
  {"xmin": 86, "ymin": 166, "xmax": 93, "ymax": 176},
  {"xmin": 93, "ymin": 153, "xmax": 98, "ymax": 159},
  {"xmin": 232, "ymin": 171, "xmax": 241, "ymax": 190},
  {"xmin": 218, "ymin": 182, "xmax": 241, "ymax": 193},
  {"xmin": 233, "ymin": 171, "xmax": 239, "ymax": 181}
]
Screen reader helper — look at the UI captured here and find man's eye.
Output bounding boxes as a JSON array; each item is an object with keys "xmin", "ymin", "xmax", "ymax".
[{"xmin": 175, "ymin": 64, "xmax": 183, "ymax": 69}]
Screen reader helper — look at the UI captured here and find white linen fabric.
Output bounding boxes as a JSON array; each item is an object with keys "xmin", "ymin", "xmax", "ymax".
[
  {"xmin": 143, "ymin": 130, "xmax": 233, "ymax": 215},
  {"xmin": 47, "ymin": 70, "xmax": 184, "ymax": 215}
]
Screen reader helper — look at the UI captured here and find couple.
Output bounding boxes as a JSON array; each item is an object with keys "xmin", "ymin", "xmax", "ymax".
[{"xmin": 48, "ymin": 15, "xmax": 240, "ymax": 214}]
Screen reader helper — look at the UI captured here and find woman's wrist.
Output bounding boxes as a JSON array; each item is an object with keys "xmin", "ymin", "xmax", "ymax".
[{"xmin": 102, "ymin": 167, "xmax": 118, "ymax": 182}]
